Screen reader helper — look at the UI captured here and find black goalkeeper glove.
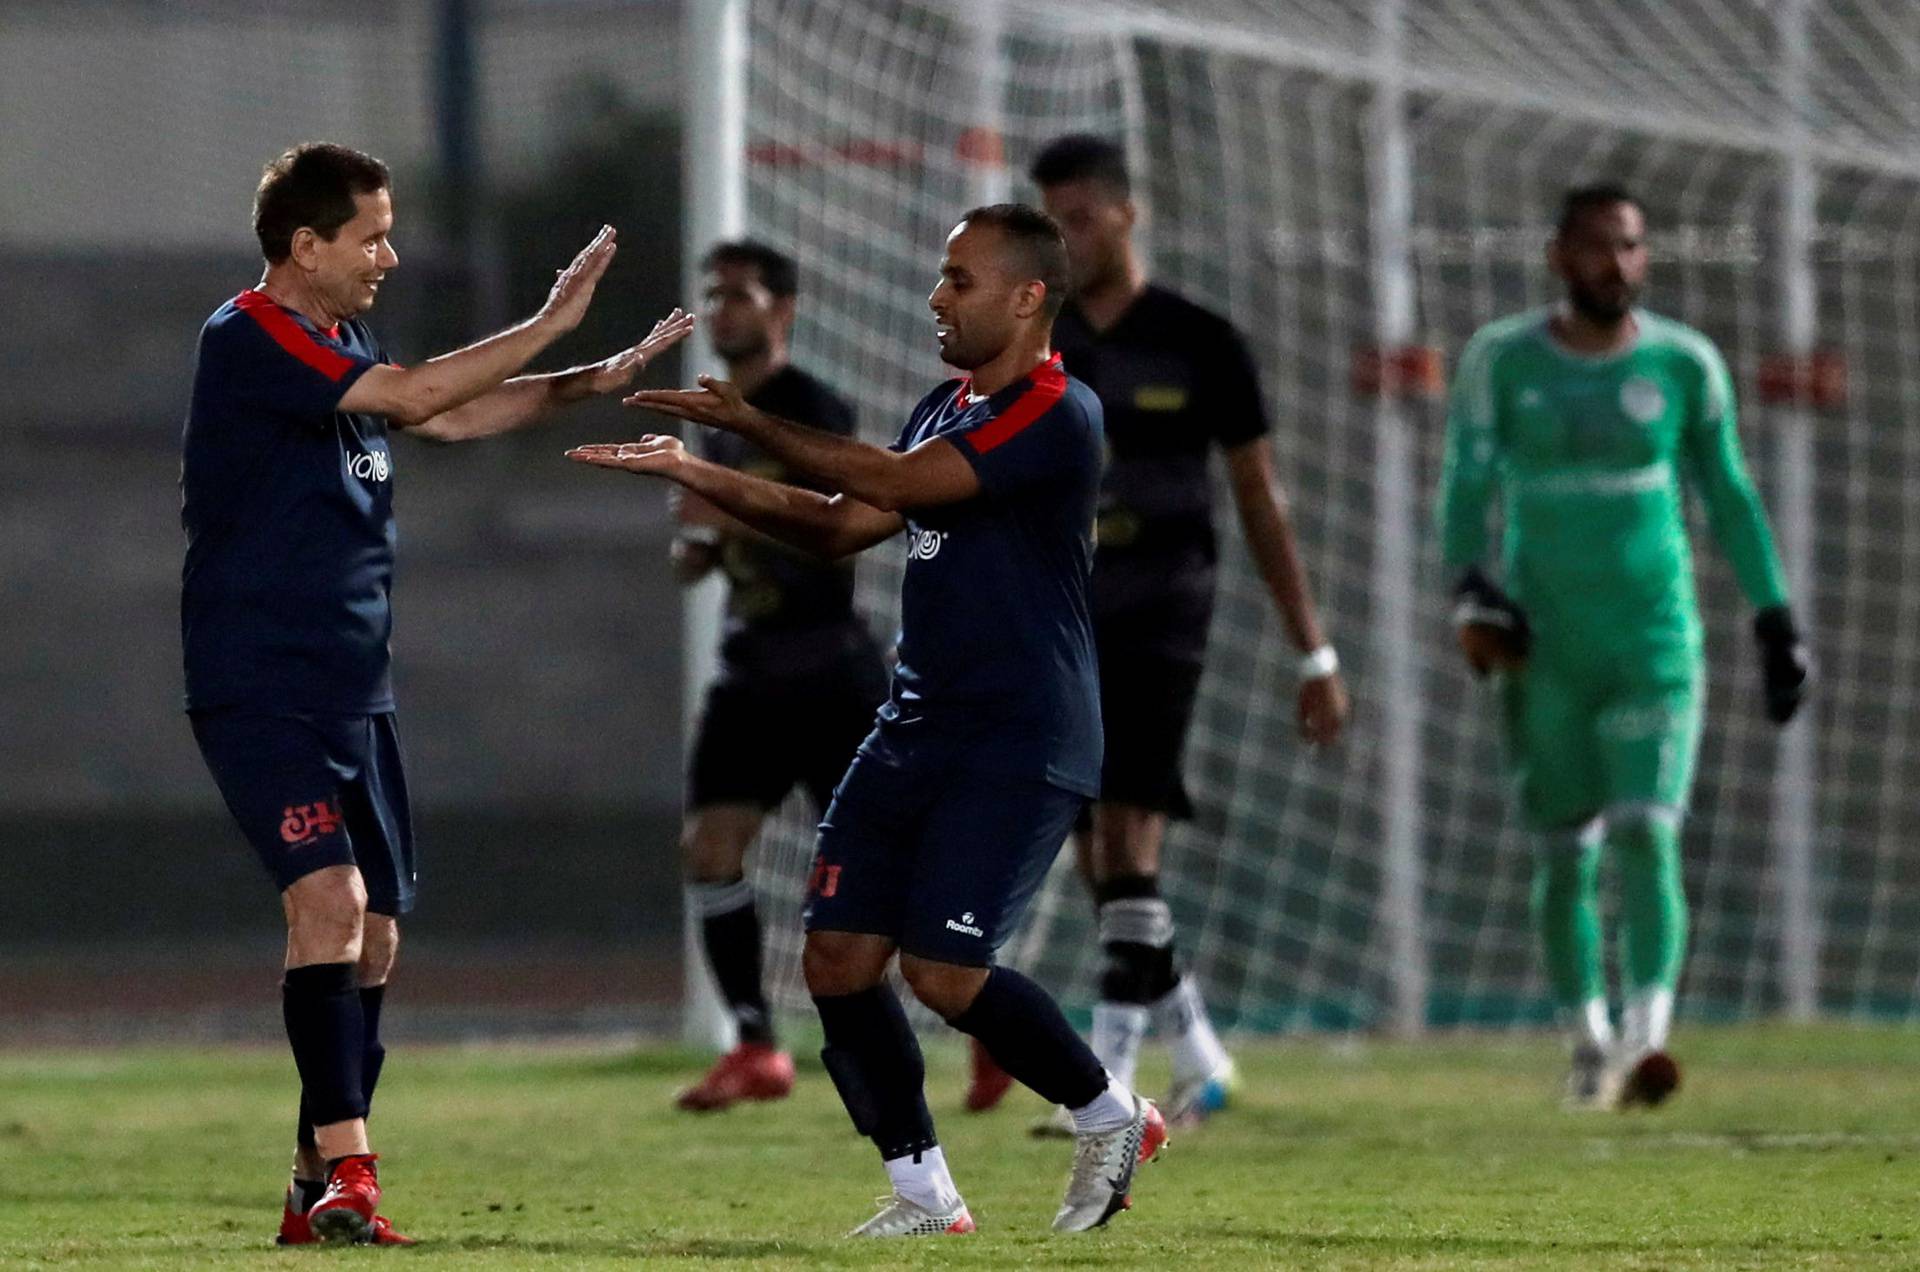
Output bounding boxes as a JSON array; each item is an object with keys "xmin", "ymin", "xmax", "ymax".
[
  {"xmin": 1453, "ymin": 566, "xmax": 1531, "ymax": 676},
  {"xmin": 1753, "ymin": 606, "xmax": 1811, "ymax": 724}
]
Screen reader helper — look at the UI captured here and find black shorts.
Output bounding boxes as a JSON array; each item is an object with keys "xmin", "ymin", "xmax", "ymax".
[
  {"xmin": 804, "ymin": 744, "xmax": 1084, "ymax": 966},
  {"xmin": 1089, "ymin": 647, "xmax": 1204, "ymax": 820},
  {"xmin": 190, "ymin": 710, "xmax": 417, "ymax": 915},
  {"xmin": 688, "ymin": 670, "xmax": 886, "ymax": 813}
]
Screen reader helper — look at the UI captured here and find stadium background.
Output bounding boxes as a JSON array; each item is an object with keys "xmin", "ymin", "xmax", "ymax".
[{"xmin": 4, "ymin": 0, "xmax": 1917, "ymax": 1042}]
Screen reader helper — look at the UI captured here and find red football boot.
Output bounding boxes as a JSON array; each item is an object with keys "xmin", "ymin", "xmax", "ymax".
[
  {"xmin": 277, "ymin": 1186, "xmax": 317, "ymax": 1246},
  {"xmin": 675, "ymin": 1043, "xmax": 796, "ymax": 1111},
  {"xmin": 362, "ymin": 1215, "xmax": 418, "ymax": 1245},
  {"xmin": 1619, "ymin": 1050, "xmax": 1683, "ymax": 1108},
  {"xmin": 280, "ymin": 1180, "xmax": 415, "ymax": 1246},
  {"xmin": 963, "ymin": 1038, "xmax": 1014, "ymax": 1113},
  {"xmin": 307, "ymin": 1153, "xmax": 381, "ymax": 1243}
]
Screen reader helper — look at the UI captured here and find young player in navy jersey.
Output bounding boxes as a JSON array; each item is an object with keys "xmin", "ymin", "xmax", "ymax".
[
  {"xmin": 965, "ymin": 135, "xmax": 1352, "ymax": 1131},
  {"xmin": 668, "ymin": 240, "xmax": 887, "ymax": 1112},
  {"xmin": 181, "ymin": 142, "xmax": 691, "ymax": 1245},
  {"xmin": 571, "ymin": 205, "xmax": 1166, "ymax": 1236}
]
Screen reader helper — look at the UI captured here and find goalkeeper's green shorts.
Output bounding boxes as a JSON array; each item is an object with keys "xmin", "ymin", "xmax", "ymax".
[{"xmin": 1501, "ymin": 660, "xmax": 1703, "ymax": 830}]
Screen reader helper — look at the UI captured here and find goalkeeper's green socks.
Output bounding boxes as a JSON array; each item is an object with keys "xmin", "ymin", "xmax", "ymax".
[
  {"xmin": 1532, "ymin": 825, "xmax": 1610, "ymax": 1046},
  {"xmin": 1613, "ymin": 813, "xmax": 1687, "ymax": 1053}
]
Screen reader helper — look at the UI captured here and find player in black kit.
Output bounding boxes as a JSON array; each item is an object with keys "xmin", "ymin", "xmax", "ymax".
[
  {"xmin": 970, "ymin": 134, "xmax": 1350, "ymax": 1129},
  {"xmin": 671, "ymin": 241, "xmax": 888, "ymax": 1111}
]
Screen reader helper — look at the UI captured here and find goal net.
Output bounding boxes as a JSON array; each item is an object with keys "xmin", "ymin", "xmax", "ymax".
[{"xmin": 704, "ymin": 0, "xmax": 1920, "ymax": 1037}]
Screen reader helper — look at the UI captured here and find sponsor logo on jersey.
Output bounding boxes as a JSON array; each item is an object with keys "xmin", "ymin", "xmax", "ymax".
[
  {"xmin": 945, "ymin": 911, "xmax": 984, "ymax": 938},
  {"xmin": 1620, "ymin": 376, "xmax": 1666, "ymax": 424},
  {"xmin": 907, "ymin": 529, "xmax": 948, "ymax": 561},
  {"xmin": 280, "ymin": 800, "xmax": 344, "ymax": 847},
  {"xmin": 348, "ymin": 449, "xmax": 392, "ymax": 483},
  {"xmin": 1133, "ymin": 384, "xmax": 1189, "ymax": 412}
]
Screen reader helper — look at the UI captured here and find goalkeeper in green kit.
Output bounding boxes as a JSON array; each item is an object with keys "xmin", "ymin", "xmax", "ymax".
[{"xmin": 1436, "ymin": 185, "xmax": 1811, "ymax": 1109}]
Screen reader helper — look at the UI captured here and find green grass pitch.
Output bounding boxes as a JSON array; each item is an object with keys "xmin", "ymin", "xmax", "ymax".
[{"xmin": 1, "ymin": 1024, "xmax": 1914, "ymax": 1268}]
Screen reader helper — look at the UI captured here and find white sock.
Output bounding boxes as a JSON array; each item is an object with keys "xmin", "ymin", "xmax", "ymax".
[
  {"xmin": 1089, "ymin": 1003, "xmax": 1150, "ymax": 1088},
  {"xmin": 883, "ymin": 1144, "xmax": 960, "ymax": 1212},
  {"xmin": 1565, "ymin": 996, "xmax": 1614, "ymax": 1051},
  {"xmin": 1069, "ymin": 1074, "xmax": 1135, "ymax": 1135},
  {"xmin": 1152, "ymin": 975, "xmax": 1230, "ymax": 1082},
  {"xmin": 1621, "ymin": 987, "xmax": 1673, "ymax": 1055}
]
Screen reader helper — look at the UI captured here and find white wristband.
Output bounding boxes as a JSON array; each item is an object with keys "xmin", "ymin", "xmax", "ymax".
[
  {"xmin": 678, "ymin": 526, "xmax": 722, "ymax": 548},
  {"xmin": 1298, "ymin": 645, "xmax": 1339, "ymax": 681}
]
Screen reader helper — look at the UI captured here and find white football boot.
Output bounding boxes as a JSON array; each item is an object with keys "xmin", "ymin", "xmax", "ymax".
[
  {"xmin": 1051, "ymin": 1096, "xmax": 1169, "ymax": 1232},
  {"xmin": 847, "ymin": 1193, "xmax": 975, "ymax": 1237},
  {"xmin": 1562, "ymin": 1041, "xmax": 1624, "ymax": 1112},
  {"xmin": 1165, "ymin": 1055, "xmax": 1239, "ymax": 1126}
]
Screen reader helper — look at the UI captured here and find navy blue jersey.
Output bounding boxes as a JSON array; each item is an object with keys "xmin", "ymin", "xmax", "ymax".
[
  {"xmin": 180, "ymin": 290, "xmax": 396, "ymax": 713},
  {"xmin": 871, "ymin": 352, "xmax": 1105, "ymax": 796}
]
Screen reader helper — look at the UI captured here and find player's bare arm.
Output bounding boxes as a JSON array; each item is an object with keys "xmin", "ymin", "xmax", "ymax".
[
  {"xmin": 666, "ymin": 488, "xmax": 723, "ymax": 584},
  {"xmin": 1223, "ymin": 438, "xmax": 1349, "ymax": 745},
  {"xmin": 409, "ymin": 308, "xmax": 695, "ymax": 443},
  {"xmin": 341, "ymin": 226, "xmax": 622, "ymax": 427},
  {"xmin": 624, "ymin": 375, "xmax": 982, "ymax": 511},
  {"xmin": 567, "ymin": 435, "xmax": 904, "ymax": 559}
]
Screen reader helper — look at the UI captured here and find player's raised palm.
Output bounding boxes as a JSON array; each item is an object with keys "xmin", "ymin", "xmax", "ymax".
[
  {"xmin": 538, "ymin": 225, "xmax": 619, "ymax": 335},
  {"xmin": 625, "ymin": 375, "xmax": 762, "ymax": 433},
  {"xmin": 566, "ymin": 436, "xmax": 688, "ymax": 477},
  {"xmin": 579, "ymin": 308, "xmax": 697, "ymax": 396}
]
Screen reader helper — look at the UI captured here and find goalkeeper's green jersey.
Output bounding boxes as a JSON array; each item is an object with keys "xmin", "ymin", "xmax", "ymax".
[{"xmin": 1436, "ymin": 308, "xmax": 1788, "ymax": 674}]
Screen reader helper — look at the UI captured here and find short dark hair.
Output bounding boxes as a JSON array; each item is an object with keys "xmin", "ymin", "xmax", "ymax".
[
  {"xmin": 1556, "ymin": 183, "xmax": 1643, "ymax": 238},
  {"xmin": 1029, "ymin": 133, "xmax": 1130, "ymax": 197},
  {"xmin": 253, "ymin": 143, "xmax": 391, "ymax": 264},
  {"xmin": 699, "ymin": 239, "xmax": 799, "ymax": 297},
  {"xmin": 959, "ymin": 203, "xmax": 1071, "ymax": 319}
]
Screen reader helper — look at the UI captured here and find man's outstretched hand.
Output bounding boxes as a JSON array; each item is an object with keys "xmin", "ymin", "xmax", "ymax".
[
  {"xmin": 537, "ymin": 225, "xmax": 620, "ymax": 335},
  {"xmin": 566, "ymin": 435, "xmax": 690, "ymax": 478},
  {"xmin": 625, "ymin": 376, "xmax": 763, "ymax": 433},
  {"xmin": 575, "ymin": 308, "xmax": 697, "ymax": 397}
]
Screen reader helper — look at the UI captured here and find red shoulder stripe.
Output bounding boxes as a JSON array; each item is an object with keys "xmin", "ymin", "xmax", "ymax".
[
  {"xmin": 966, "ymin": 355, "xmax": 1067, "ymax": 455},
  {"xmin": 233, "ymin": 290, "xmax": 357, "ymax": 382}
]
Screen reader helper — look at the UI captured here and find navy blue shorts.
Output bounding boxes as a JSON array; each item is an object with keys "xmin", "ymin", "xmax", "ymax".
[
  {"xmin": 803, "ymin": 745, "xmax": 1085, "ymax": 966},
  {"xmin": 190, "ymin": 710, "xmax": 417, "ymax": 915}
]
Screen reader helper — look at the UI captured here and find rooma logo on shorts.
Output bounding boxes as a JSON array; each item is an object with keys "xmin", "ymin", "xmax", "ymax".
[
  {"xmin": 348, "ymin": 450, "xmax": 392, "ymax": 482},
  {"xmin": 945, "ymin": 911, "xmax": 984, "ymax": 938},
  {"xmin": 907, "ymin": 529, "xmax": 947, "ymax": 561}
]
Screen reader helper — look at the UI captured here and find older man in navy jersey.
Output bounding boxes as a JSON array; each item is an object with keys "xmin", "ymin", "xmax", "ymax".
[
  {"xmin": 181, "ymin": 142, "xmax": 690, "ymax": 1245},
  {"xmin": 571, "ymin": 204, "xmax": 1165, "ymax": 1237}
]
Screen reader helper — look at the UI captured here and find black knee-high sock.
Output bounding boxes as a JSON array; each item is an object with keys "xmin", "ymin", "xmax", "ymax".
[
  {"xmin": 947, "ymin": 966, "xmax": 1107, "ymax": 1109},
  {"xmin": 1096, "ymin": 873, "xmax": 1179, "ymax": 1004},
  {"xmin": 695, "ymin": 880, "xmax": 774, "ymax": 1046},
  {"xmin": 359, "ymin": 984, "xmax": 387, "ymax": 1109},
  {"xmin": 291, "ymin": 1105, "xmax": 324, "ymax": 1209},
  {"xmin": 813, "ymin": 986, "xmax": 937, "ymax": 1161},
  {"xmin": 282, "ymin": 963, "xmax": 367, "ymax": 1132},
  {"xmin": 296, "ymin": 982, "xmax": 388, "ymax": 1169}
]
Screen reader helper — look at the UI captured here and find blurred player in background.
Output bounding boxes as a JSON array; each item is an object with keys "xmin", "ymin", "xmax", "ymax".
[
  {"xmin": 669, "ymin": 240, "xmax": 887, "ymax": 1112},
  {"xmin": 1436, "ymin": 184, "xmax": 1810, "ymax": 1109},
  {"xmin": 971, "ymin": 133, "xmax": 1349, "ymax": 1130},
  {"xmin": 180, "ymin": 142, "xmax": 691, "ymax": 1244},
  {"xmin": 572, "ymin": 204, "xmax": 1166, "ymax": 1236}
]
